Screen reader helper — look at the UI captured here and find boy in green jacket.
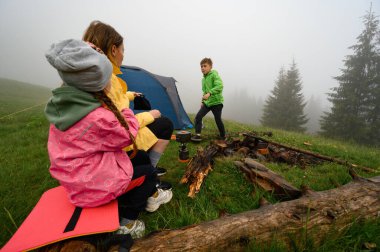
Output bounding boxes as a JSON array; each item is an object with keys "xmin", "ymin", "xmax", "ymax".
[{"xmin": 191, "ymin": 58, "xmax": 226, "ymax": 142}]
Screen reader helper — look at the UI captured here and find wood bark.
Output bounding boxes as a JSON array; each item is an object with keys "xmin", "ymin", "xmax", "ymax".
[
  {"xmin": 244, "ymin": 134, "xmax": 377, "ymax": 173},
  {"xmin": 131, "ymin": 176, "xmax": 380, "ymax": 251},
  {"xmin": 180, "ymin": 145, "xmax": 219, "ymax": 198},
  {"xmin": 235, "ymin": 158, "xmax": 302, "ymax": 200}
]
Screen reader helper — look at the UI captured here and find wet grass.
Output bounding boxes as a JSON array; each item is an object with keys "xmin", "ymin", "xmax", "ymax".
[{"xmin": 1, "ymin": 80, "xmax": 379, "ymax": 251}]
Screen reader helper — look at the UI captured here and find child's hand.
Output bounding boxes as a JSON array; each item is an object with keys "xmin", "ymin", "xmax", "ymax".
[
  {"xmin": 149, "ymin": 109, "xmax": 161, "ymax": 118},
  {"xmin": 202, "ymin": 93, "xmax": 211, "ymax": 100},
  {"xmin": 132, "ymin": 92, "xmax": 143, "ymax": 97}
]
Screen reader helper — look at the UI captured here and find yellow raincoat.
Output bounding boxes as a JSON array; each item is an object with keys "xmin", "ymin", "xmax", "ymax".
[{"xmin": 106, "ymin": 65, "xmax": 158, "ymax": 151}]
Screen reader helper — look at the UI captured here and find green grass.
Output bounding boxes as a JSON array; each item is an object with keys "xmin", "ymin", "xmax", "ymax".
[
  {"xmin": 0, "ymin": 80, "xmax": 379, "ymax": 251},
  {"xmin": 0, "ymin": 78, "xmax": 51, "ymax": 117}
]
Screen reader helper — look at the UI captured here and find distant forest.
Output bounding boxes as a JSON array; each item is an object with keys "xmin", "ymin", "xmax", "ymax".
[
  {"xmin": 224, "ymin": 6, "xmax": 379, "ymax": 147},
  {"xmin": 2, "ymin": 7, "xmax": 377, "ymax": 146},
  {"xmin": 223, "ymin": 90, "xmax": 323, "ymax": 135}
]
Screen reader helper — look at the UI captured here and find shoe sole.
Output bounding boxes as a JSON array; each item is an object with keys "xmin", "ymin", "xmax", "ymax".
[
  {"xmin": 145, "ymin": 192, "xmax": 173, "ymax": 212},
  {"xmin": 157, "ymin": 172, "xmax": 166, "ymax": 176},
  {"xmin": 116, "ymin": 222, "xmax": 145, "ymax": 239}
]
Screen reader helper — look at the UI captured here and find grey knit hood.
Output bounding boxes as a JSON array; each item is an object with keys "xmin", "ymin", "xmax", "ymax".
[{"xmin": 45, "ymin": 39, "xmax": 112, "ymax": 92}]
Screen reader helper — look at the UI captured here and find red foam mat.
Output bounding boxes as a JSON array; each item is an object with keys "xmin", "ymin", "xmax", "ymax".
[{"xmin": 1, "ymin": 186, "xmax": 119, "ymax": 252}]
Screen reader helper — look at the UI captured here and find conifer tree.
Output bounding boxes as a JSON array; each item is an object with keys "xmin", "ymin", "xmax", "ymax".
[
  {"xmin": 320, "ymin": 7, "xmax": 380, "ymax": 146},
  {"xmin": 261, "ymin": 62, "xmax": 308, "ymax": 132},
  {"xmin": 261, "ymin": 67, "xmax": 286, "ymax": 129}
]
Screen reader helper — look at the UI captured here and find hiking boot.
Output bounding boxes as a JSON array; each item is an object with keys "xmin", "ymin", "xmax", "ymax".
[
  {"xmin": 116, "ymin": 219, "xmax": 145, "ymax": 239},
  {"xmin": 155, "ymin": 167, "xmax": 167, "ymax": 176},
  {"xmin": 156, "ymin": 180, "xmax": 172, "ymax": 190},
  {"xmin": 191, "ymin": 134, "xmax": 202, "ymax": 142},
  {"xmin": 145, "ymin": 189, "xmax": 173, "ymax": 212}
]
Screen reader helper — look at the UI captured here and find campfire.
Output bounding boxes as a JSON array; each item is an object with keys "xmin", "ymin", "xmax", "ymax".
[{"xmin": 180, "ymin": 132, "xmax": 376, "ymax": 198}]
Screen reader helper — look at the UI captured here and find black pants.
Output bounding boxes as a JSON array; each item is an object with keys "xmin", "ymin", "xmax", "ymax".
[
  {"xmin": 147, "ymin": 116, "xmax": 174, "ymax": 140},
  {"xmin": 117, "ymin": 151, "xmax": 157, "ymax": 220},
  {"xmin": 194, "ymin": 103, "xmax": 225, "ymax": 137}
]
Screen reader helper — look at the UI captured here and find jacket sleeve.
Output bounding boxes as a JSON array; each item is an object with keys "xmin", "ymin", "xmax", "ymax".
[
  {"xmin": 96, "ymin": 108, "xmax": 140, "ymax": 150},
  {"xmin": 134, "ymin": 111, "xmax": 155, "ymax": 127},
  {"xmin": 209, "ymin": 72, "xmax": 223, "ymax": 95},
  {"xmin": 126, "ymin": 91, "xmax": 135, "ymax": 101}
]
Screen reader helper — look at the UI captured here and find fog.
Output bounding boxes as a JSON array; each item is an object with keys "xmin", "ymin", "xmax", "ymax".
[{"xmin": 1, "ymin": 0, "xmax": 378, "ymax": 131}]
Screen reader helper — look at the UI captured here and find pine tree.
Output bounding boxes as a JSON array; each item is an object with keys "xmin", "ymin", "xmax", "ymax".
[
  {"xmin": 261, "ymin": 62, "xmax": 308, "ymax": 132},
  {"xmin": 261, "ymin": 67, "xmax": 286, "ymax": 128},
  {"xmin": 254, "ymin": 96, "xmax": 264, "ymax": 125},
  {"xmin": 320, "ymin": 7, "xmax": 380, "ymax": 146}
]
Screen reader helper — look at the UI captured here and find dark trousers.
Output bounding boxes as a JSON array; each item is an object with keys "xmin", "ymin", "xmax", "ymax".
[
  {"xmin": 118, "ymin": 151, "xmax": 157, "ymax": 220},
  {"xmin": 194, "ymin": 103, "xmax": 225, "ymax": 137},
  {"xmin": 147, "ymin": 116, "xmax": 174, "ymax": 140}
]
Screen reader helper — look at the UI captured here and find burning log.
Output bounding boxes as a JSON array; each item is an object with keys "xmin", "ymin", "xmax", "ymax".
[
  {"xmin": 235, "ymin": 158, "xmax": 302, "ymax": 200},
  {"xmin": 180, "ymin": 145, "xmax": 219, "ymax": 198},
  {"xmin": 131, "ymin": 175, "xmax": 380, "ymax": 251}
]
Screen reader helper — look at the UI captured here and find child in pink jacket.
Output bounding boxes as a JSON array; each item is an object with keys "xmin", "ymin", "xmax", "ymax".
[{"xmin": 44, "ymin": 39, "xmax": 172, "ymax": 238}]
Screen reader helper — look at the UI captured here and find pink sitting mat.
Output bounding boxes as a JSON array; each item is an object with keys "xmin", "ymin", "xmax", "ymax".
[{"xmin": 1, "ymin": 186, "xmax": 119, "ymax": 252}]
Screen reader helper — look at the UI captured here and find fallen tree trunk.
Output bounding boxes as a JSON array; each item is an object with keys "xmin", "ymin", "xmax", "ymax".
[{"xmin": 131, "ymin": 176, "xmax": 380, "ymax": 251}]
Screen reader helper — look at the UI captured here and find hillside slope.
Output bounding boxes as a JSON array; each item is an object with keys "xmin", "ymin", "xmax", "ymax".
[
  {"xmin": 0, "ymin": 78, "xmax": 52, "ymax": 116},
  {"xmin": 0, "ymin": 81, "xmax": 379, "ymax": 250}
]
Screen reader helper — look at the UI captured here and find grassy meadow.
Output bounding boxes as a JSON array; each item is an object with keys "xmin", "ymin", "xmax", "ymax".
[{"xmin": 0, "ymin": 78, "xmax": 379, "ymax": 251}]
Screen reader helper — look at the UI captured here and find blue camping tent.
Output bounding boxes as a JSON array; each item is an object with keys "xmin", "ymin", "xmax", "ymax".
[{"xmin": 118, "ymin": 66, "xmax": 193, "ymax": 129}]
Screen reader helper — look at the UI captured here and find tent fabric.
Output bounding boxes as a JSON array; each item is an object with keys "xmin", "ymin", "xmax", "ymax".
[{"xmin": 118, "ymin": 66, "xmax": 193, "ymax": 130}]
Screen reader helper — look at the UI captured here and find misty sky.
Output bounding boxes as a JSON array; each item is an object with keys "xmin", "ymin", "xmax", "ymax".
[{"xmin": 0, "ymin": 0, "xmax": 379, "ymax": 113}]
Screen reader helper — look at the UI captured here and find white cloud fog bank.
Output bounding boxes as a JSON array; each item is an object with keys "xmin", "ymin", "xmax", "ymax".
[{"xmin": 0, "ymin": 0, "xmax": 378, "ymax": 119}]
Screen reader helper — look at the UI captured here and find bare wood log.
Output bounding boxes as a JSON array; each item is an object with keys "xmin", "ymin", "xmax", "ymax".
[
  {"xmin": 179, "ymin": 159, "xmax": 193, "ymax": 184},
  {"xmin": 188, "ymin": 163, "xmax": 213, "ymax": 198},
  {"xmin": 243, "ymin": 134, "xmax": 378, "ymax": 173},
  {"xmin": 259, "ymin": 197, "xmax": 270, "ymax": 207},
  {"xmin": 235, "ymin": 159, "xmax": 302, "ymax": 200},
  {"xmin": 131, "ymin": 176, "xmax": 380, "ymax": 251},
  {"xmin": 236, "ymin": 161, "xmax": 275, "ymax": 193},
  {"xmin": 37, "ymin": 240, "xmax": 97, "ymax": 252},
  {"xmin": 180, "ymin": 145, "xmax": 219, "ymax": 198},
  {"xmin": 244, "ymin": 158, "xmax": 268, "ymax": 171},
  {"xmin": 300, "ymin": 184, "xmax": 316, "ymax": 196},
  {"xmin": 236, "ymin": 147, "xmax": 250, "ymax": 155},
  {"xmin": 213, "ymin": 140, "xmax": 228, "ymax": 149},
  {"xmin": 268, "ymin": 145, "xmax": 320, "ymax": 168}
]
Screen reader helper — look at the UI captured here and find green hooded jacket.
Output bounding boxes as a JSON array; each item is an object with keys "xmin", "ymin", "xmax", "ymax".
[
  {"xmin": 202, "ymin": 69, "xmax": 224, "ymax": 107},
  {"xmin": 44, "ymin": 85, "xmax": 101, "ymax": 131}
]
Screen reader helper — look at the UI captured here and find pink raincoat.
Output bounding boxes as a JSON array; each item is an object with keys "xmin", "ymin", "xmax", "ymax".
[{"xmin": 47, "ymin": 107, "xmax": 139, "ymax": 207}]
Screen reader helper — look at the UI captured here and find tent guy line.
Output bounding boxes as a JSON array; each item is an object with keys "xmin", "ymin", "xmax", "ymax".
[{"xmin": 0, "ymin": 102, "xmax": 47, "ymax": 121}]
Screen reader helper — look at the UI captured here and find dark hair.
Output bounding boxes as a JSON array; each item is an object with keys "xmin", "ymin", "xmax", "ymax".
[
  {"xmin": 92, "ymin": 90, "xmax": 137, "ymax": 158},
  {"xmin": 83, "ymin": 20, "xmax": 123, "ymax": 65},
  {"xmin": 200, "ymin": 58, "xmax": 213, "ymax": 66}
]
